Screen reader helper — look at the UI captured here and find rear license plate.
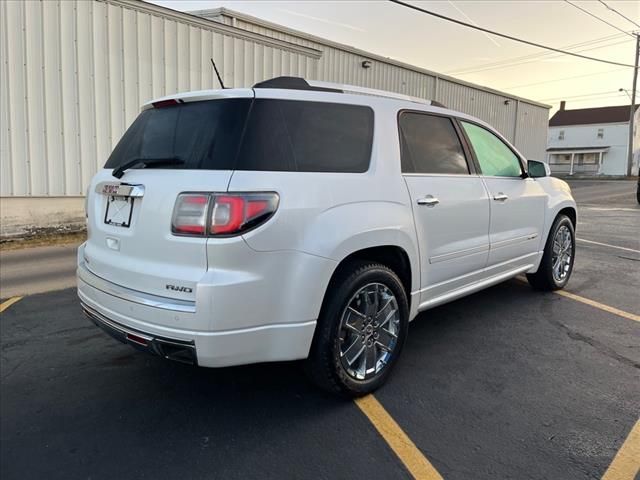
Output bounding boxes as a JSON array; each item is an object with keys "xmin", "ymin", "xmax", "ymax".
[{"xmin": 104, "ymin": 196, "xmax": 134, "ymax": 228}]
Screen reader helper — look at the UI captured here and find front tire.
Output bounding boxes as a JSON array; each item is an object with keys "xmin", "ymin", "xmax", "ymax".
[
  {"xmin": 306, "ymin": 261, "xmax": 409, "ymax": 396},
  {"xmin": 526, "ymin": 214, "xmax": 575, "ymax": 291}
]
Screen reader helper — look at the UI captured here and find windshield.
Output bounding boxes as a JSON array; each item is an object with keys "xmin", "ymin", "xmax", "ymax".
[{"xmin": 105, "ymin": 99, "xmax": 251, "ymax": 170}]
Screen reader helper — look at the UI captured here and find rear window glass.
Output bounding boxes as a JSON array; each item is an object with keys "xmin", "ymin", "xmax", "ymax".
[
  {"xmin": 105, "ymin": 99, "xmax": 251, "ymax": 170},
  {"xmin": 105, "ymin": 98, "xmax": 374, "ymax": 173}
]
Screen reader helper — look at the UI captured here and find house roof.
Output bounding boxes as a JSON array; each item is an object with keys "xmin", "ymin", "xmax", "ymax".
[
  {"xmin": 549, "ymin": 104, "xmax": 639, "ymax": 127},
  {"xmin": 546, "ymin": 146, "xmax": 610, "ymax": 152}
]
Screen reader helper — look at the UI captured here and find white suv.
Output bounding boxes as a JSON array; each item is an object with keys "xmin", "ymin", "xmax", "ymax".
[{"xmin": 77, "ymin": 77, "xmax": 577, "ymax": 396}]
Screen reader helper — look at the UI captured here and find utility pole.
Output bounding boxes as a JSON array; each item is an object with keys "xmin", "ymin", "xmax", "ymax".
[{"xmin": 627, "ymin": 33, "xmax": 639, "ymax": 177}]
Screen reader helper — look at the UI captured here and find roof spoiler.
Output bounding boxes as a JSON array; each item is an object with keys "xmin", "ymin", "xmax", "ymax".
[{"xmin": 253, "ymin": 77, "xmax": 342, "ymax": 93}]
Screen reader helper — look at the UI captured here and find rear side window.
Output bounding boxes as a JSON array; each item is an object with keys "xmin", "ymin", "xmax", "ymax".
[
  {"xmin": 236, "ymin": 99, "xmax": 373, "ymax": 173},
  {"xmin": 105, "ymin": 99, "xmax": 251, "ymax": 170},
  {"xmin": 398, "ymin": 112, "xmax": 469, "ymax": 175}
]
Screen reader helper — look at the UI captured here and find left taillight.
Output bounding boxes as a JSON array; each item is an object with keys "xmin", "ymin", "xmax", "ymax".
[
  {"xmin": 171, "ymin": 192, "xmax": 279, "ymax": 237},
  {"xmin": 171, "ymin": 194, "xmax": 210, "ymax": 235}
]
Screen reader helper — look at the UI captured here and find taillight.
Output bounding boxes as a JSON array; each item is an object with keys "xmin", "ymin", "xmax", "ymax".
[
  {"xmin": 152, "ymin": 99, "xmax": 179, "ymax": 108},
  {"xmin": 171, "ymin": 192, "xmax": 278, "ymax": 237},
  {"xmin": 171, "ymin": 194, "xmax": 209, "ymax": 235}
]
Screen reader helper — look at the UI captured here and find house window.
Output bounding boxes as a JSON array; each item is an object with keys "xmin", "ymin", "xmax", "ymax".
[
  {"xmin": 558, "ymin": 130, "xmax": 565, "ymax": 140},
  {"xmin": 597, "ymin": 128, "xmax": 604, "ymax": 139},
  {"xmin": 575, "ymin": 153, "xmax": 598, "ymax": 165},
  {"xmin": 550, "ymin": 154, "xmax": 571, "ymax": 164}
]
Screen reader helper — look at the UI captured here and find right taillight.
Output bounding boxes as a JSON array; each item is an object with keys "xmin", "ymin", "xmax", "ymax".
[{"xmin": 171, "ymin": 192, "xmax": 279, "ymax": 237}]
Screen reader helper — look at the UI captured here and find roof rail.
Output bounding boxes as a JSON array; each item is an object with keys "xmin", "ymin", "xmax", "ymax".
[
  {"xmin": 252, "ymin": 76, "xmax": 445, "ymax": 107},
  {"xmin": 307, "ymin": 80, "xmax": 432, "ymax": 105}
]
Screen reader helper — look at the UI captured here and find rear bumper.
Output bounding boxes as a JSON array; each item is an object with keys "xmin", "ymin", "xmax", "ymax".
[
  {"xmin": 77, "ymin": 247, "xmax": 318, "ymax": 367},
  {"xmin": 82, "ymin": 303, "xmax": 197, "ymax": 365}
]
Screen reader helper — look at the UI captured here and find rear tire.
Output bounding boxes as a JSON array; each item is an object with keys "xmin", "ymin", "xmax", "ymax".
[
  {"xmin": 306, "ymin": 261, "xmax": 409, "ymax": 397},
  {"xmin": 526, "ymin": 214, "xmax": 575, "ymax": 291}
]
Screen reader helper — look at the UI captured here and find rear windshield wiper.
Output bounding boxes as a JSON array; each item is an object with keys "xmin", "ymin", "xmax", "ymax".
[{"xmin": 112, "ymin": 157, "xmax": 184, "ymax": 179}]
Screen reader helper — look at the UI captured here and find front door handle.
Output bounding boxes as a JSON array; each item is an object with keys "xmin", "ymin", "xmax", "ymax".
[
  {"xmin": 417, "ymin": 195, "xmax": 440, "ymax": 207},
  {"xmin": 493, "ymin": 193, "xmax": 508, "ymax": 202}
]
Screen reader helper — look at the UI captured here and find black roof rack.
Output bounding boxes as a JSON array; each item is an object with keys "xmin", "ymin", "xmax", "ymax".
[
  {"xmin": 252, "ymin": 76, "xmax": 446, "ymax": 108},
  {"xmin": 253, "ymin": 76, "xmax": 343, "ymax": 93}
]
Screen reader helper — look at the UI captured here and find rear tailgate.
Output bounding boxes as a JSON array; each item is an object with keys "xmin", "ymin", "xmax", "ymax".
[
  {"xmin": 83, "ymin": 169, "xmax": 233, "ymax": 302},
  {"xmin": 83, "ymin": 90, "xmax": 254, "ymax": 303}
]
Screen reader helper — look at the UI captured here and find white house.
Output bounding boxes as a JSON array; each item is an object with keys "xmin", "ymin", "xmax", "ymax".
[{"xmin": 547, "ymin": 102, "xmax": 640, "ymax": 176}]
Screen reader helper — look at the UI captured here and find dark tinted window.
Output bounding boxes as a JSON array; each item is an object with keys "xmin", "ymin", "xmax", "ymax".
[
  {"xmin": 106, "ymin": 98, "xmax": 373, "ymax": 173},
  {"xmin": 105, "ymin": 99, "xmax": 251, "ymax": 170},
  {"xmin": 236, "ymin": 99, "xmax": 373, "ymax": 172},
  {"xmin": 399, "ymin": 113, "xmax": 469, "ymax": 174}
]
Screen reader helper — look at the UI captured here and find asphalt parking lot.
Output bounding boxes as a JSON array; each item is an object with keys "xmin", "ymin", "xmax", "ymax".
[{"xmin": 1, "ymin": 179, "xmax": 638, "ymax": 480}]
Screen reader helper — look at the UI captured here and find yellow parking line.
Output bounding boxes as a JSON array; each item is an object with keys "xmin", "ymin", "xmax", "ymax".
[
  {"xmin": 602, "ymin": 419, "xmax": 640, "ymax": 480},
  {"xmin": 576, "ymin": 238, "xmax": 640, "ymax": 254},
  {"xmin": 515, "ymin": 277, "xmax": 639, "ymax": 323},
  {"xmin": 554, "ymin": 290, "xmax": 640, "ymax": 323},
  {"xmin": 0, "ymin": 296, "xmax": 23, "ymax": 313},
  {"xmin": 355, "ymin": 394, "xmax": 443, "ymax": 480}
]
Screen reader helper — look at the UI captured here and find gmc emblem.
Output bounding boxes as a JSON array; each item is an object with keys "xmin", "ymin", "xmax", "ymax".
[{"xmin": 166, "ymin": 284, "xmax": 193, "ymax": 293}]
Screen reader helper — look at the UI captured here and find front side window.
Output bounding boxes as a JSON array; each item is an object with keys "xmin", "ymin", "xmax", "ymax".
[
  {"xmin": 558, "ymin": 130, "xmax": 565, "ymax": 140},
  {"xmin": 461, "ymin": 122, "xmax": 522, "ymax": 177},
  {"xmin": 597, "ymin": 128, "xmax": 604, "ymax": 139},
  {"xmin": 398, "ymin": 112, "xmax": 469, "ymax": 174}
]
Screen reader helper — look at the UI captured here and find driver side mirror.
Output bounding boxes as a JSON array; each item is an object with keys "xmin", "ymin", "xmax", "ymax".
[{"xmin": 528, "ymin": 160, "xmax": 550, "ymax": 178}]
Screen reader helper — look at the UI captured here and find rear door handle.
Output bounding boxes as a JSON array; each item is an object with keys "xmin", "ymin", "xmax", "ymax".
[
  {"xmin": 493, "ymin": 193, "xmax": 508, "ymax": 202},
  {"xmin": 417, "ymin": 195, "xmax": 440, "ymax": 207}
]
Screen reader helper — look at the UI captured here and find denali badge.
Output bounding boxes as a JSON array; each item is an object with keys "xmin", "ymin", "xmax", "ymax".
[{"xmin": 166, "ymin": 284, "xmax": 193, "ymax": 293}]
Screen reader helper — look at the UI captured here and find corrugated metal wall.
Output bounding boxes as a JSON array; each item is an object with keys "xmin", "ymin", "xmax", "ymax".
[
  {"xmin": 514, "ymin": 102, "xmax": 550, "ymax": 164},
  {"xmin": 210, "ymin": 10, "xmax": 550, "ymax": 158},
  {"xmin": 1, "ymin": 0, "xmax": 549, "ymax": 199},
  {"xmin": 0, "ymin": 0, "xmax": 319, "ymax": 197}
]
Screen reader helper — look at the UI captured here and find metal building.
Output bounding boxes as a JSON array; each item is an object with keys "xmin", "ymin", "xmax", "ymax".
[{"xmin": 0, "ymin": 0, "xmax": 550, "ymax": 236}]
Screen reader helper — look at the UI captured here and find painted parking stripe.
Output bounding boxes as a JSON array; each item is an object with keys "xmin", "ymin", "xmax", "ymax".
[
  {"xmin": 577, "ymin": 238, "xmax": 640, "ymax": 254},
  {"xmin": 0, "ymin": 296, "xmax": 23, "ymax": 313},
  {"xmin": 583, "ymin": 207, "xmax": 639, "ymax": 212},
  {"xmin": 554, "ymin": 290, "xmax": 640, "ymax": 323},
  {"xmin": 355, "ymin": 394, "xmax": 443, "ymax": 480},
  {"xmin": 601, "ymin": 419, "xmax": 640, "ymax": 480},
  {"xmin": 515, "ymin": 277, "xmax": 639, "ymax": 322}
]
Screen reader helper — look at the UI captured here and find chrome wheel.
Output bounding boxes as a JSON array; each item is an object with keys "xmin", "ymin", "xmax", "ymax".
[
  {"xmin": 551, "ymin": 225, "xmax": 573, "ymax": 282},
  {"xmin": 338, "ymin": 283, "xmax": 400, "ymax": 381}
]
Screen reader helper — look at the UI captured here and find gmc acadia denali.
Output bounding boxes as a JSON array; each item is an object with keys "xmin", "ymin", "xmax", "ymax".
[{"xmin": 77, "ymin": 77, "xmax": 577, "ymax": 396}]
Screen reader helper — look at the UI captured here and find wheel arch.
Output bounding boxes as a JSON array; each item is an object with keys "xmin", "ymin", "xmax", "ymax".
[
  {"xmin": 321, "ymin": 245, "xmax": 415, "ymax": 316},
  {"xmin": 557, "ymin": 206, "xmax": 577, "ymax": 229}
]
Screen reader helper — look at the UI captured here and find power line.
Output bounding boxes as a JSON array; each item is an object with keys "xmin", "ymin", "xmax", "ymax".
[
  {"xmin": 446, "ymin": 33, "xmax": 628, "ymax": 75},
  {"xmin": 564, "ymin": 0, "xmax": 635, "ymax": 38},
  {"xmin": 551, "ymin": 94, "xmax": 628, "ymax": 105},
  {"xmin": 540, "ymin": 90, "xmax": 621, "ymax": 102},
  {"xmin": 389, "ymin": 0, "xmax": 636, "ymax": 68},
  {"xmin": 448, "ymin": 38, "xmax": 630, "ymax": 75},
  {"xmin": 501, "ymin": 68, "xmax": 626, "ymax": 90},
  {"xmin": 598, "ymin": 0, "xmax": 640, "ymax": 30}
]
